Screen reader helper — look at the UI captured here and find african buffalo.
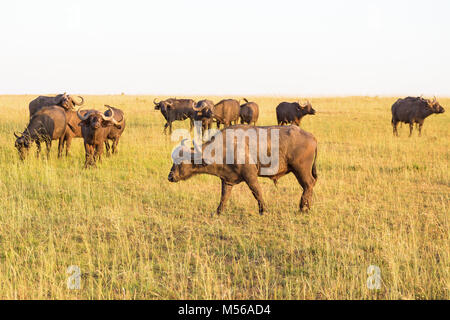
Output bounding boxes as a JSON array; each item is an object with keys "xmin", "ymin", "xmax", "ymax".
[
  {"xmin": 153, "ymin": 98, "xmax": 196, "ymax": 134},
  {"xmin": 29, "ymin": 93, "xmax": 84, "ymax": 117},
  {"xmin": 103, "ymin": 105, "xmax": 126, "ymax": 156},
  {"xmin": 77, "ymin": 106, "xmax": 125, "ymax": 168},
  {"xmin": 168, "ymin": 125, "xmax": 318, "ymax": 215},
  {"xmin": 62, "ymin": 109, "xmax": 95, "ymax": 156},
  {"xmin": 239, "ymin": 98, "xmax": 259, "ymax": 125},
  {"xmin": 391, "ymin": 96, "xmax": 445, "ymax": 136},
  {"xmin": 14, "ymin": 106, "xmax": 67, "ymax": 160},
  {"xmin": 276, "ymin": 100, "xmax": 316, "ymax": 126},
  {"xmin": 211, "ymin": 99, "xmax": 240, "ymax": 128},
  {"xmin": 192, "ymin": 100, "xmax": 215, "ymax": 133}
]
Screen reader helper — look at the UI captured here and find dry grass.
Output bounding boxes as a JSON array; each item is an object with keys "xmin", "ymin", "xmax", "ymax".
[{"xmin": 0, "ymin": 95, "xmax": 448, "ymax": 299}]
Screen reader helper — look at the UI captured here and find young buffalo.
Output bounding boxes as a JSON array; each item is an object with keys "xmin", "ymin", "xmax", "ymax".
[{"xmin": 77, "ymin": 106, "xmax": 125, "ymax": 168}]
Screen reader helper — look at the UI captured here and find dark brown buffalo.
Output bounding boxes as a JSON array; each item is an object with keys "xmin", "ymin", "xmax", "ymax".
[
  {"xmin": 239, "ymin": 98, "xmax": 259, "ymax": 125},
  {"xmin": 276, "ymin": 100, "xmax": 316, "ymax": 126},
  {"xmin": 391, "ymin": 96, "xmax": 445, "ymax": 137},
  {"xmin": 168, "ymin": 125, "xmax": 318, "ymax": 215},
  {"xmin": 77, "ymin": 106, "xmax": 125, "ymax": 168},
  {"xmin": 153, "ymin": 98, "xmax": 196, "ymax": 134},
  {"xmin": 14, "ymin": 106, "xmax": 67, "ymax": 160},
  {"xmin": 192, "ymin": 99, "xmax": 215, "ymax": 132},
  {"xmin": 29, "ymin": 93, "xmax": 84, "ymax": 117}
]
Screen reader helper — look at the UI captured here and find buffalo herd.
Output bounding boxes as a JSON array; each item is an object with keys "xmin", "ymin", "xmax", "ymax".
[
  {"xmin": 13, "ymin": 94, "xmax": 445, "ymax": 214},
  {"xmin": 14, "ymin": 93, "xmax": 125, "ymax": 167}
]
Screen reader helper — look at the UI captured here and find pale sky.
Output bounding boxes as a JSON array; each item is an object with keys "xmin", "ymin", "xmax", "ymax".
[{"xmin": 0, "ymin": 0, "xmax": 449, "ymax": 96}]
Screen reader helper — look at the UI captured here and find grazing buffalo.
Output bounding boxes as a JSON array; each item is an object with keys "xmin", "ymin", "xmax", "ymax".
[
  {"xmin": 192, "ymin": 100, "xmax": 215, "ymax": 133},
  {"xmin": 168, "ymin": 125, "xmax": 318, "ymax": 215},
  {"xmin": 391, "ymin": 96, "xmax": 445, "ymax": 136},
  {"xmin": 153, "ymin": 98, "xmax": 196, "ymax": 134},
  {"xmin": 29, "ymin": 93, "xmax": 84, "ymax": 117},
  {"xmin": 14, "ymin": 106, "xmax": 67, "ymax": 160},
  {"xmin": 211, "ymin": 99, "xmax": 240, "ymax": 128},
  {"xmin": 239, "ymin": 98, "xmax": 259, "ymax": 125},
  {"xmin": 276, "ymin": 100, "xmax": 316, "ymax": 126},
  {"xmin": 77, "ymin": 106, "xmax": 125, "ymax": 168}
]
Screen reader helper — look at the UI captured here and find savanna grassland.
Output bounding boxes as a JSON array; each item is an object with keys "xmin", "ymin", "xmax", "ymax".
[{"xmin": 0, "ymin": 95, "xmax": 448, "ymax": 299}]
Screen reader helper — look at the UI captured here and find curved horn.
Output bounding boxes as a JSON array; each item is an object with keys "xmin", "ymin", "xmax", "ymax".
[
  {"xmin": 153, "ymin": 98, "xmax": 160, "ymax": 105},
  {"xmin": 105, "ymin": 105, "xmax": 124, "ymax": 124},
  {"xmin": 101, "ymin": 106, "xmax": 115, "ymax": 121},
  {"xmin": 72, "ymin": 95, "xmax": 84, "ymax": 106},
  {"xmin": 14, "ymin": 131, "xmax": 22, "ymax": 139},
  {"xmin": 77, "ymin": 108, "xmax": 91, "ymax": 121},
  {"xmin": 193, "ymin": 101, "xmax": 206, "ymax": 111}
]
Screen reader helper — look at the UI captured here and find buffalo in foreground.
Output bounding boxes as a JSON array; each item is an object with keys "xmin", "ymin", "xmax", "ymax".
[
  {"xmin": 15, "ymin": 106, "xmax": 67, "ymax": 160},
  {"xmin": 77, "ymin": 106, "xmax": 125, "ymax": 168},
  {"xmin": 168, "ymin": 125, "xmax": 318, "ymax": 215},
  {"xmin": 391, "ymin": 96, "xmax": 445, "ymax": 136},
  {"xmin": 276, "ymin": 100, "xmax": 316, "ymax": 126},
  {"xmin": 29, "ymin": 93, "xmax": 84, "ymax": 117},
  {"xmin": 239, "ymin": 98, "xmax": 259, "ymax": 125},
  {"xmin": 153, "ymin": 98, "xmax": 196, "ymax": 134}
]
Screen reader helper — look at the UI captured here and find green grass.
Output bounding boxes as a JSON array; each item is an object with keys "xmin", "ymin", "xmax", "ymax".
[{"xmin": 0, "ymin": 95, "xmax": 448, "ymax": 299}]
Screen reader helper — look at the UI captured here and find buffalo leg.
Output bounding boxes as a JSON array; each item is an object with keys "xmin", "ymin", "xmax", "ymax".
[
  {"xmin": 65, "ymin": 135, "xmax": 72, "ymax": 156},
  {"xmin": 105, "ymin": 140, "xmax": 111, "ymax": 157},
  {"xmin": 418, "ymin": 122, "xmax": 423, "ymax": 137},
  {"xmin": 243, "ymin": 176, "xmax": 266, "ymax": 215},
  {"xmin": 111, "ymin": 138, "xmax": 119, "ymax": 154},
  {"xmin": 408, "ymin": 122, "xmax": 414, "ymax": 137},
  {"xmin": 57, "ymin": 137, "xmax": 64, "ymax": 158},
  {"xmin": 292, "ymin": 165, "xmax": 316, "ymax": 212},
  {"xmin": 84, "ymin": 143, "xmax": 95, "ymax": 168},
  {"xmin": 35, "ymin": 141, "xmax": 41, "ymax": 159},
  {"xmin": 215, "ymin": 179, "xmax": 233, "ymax": 216},
  {"xmin": 163, "ymin": 123, "xmax": 169, "ymax": 135},
  {"xmin": 392, "ymin": 119, "xmax": 399, "ymax": 136},
  {"xmin": 95, "ymin": 143, "xmax": 104, "ymax": 164},
  {"xmin": 189, "ymin": 118, "xmax": 194, "ymax": 132},
  {"xmin": 45, "ymin": 140, "xmax": 51, "ymax": 159}
]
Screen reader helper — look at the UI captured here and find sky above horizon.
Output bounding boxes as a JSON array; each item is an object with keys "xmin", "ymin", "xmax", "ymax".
[{"xmin": 0, "ymin": 0, "xmax": 449, "ymax": 96}]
